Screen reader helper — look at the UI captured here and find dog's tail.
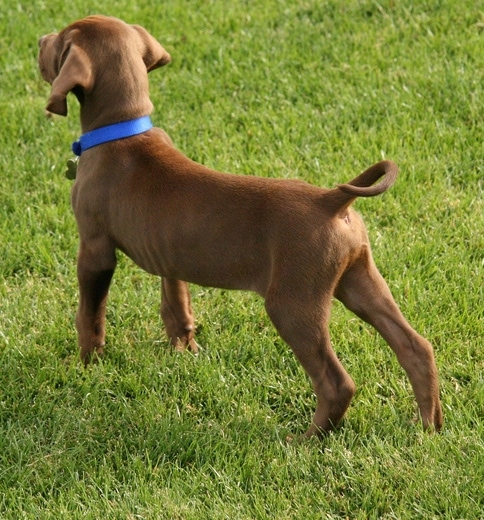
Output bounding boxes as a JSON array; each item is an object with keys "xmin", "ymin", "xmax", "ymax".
[{"xmin": 325, "ymin": 160, "xmax": 398, "ymax": 212}]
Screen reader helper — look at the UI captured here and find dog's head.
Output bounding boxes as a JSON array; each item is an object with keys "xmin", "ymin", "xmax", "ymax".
[{"xmin": 38, "ymin": 15, "xmax": 171, "ymax": 117}]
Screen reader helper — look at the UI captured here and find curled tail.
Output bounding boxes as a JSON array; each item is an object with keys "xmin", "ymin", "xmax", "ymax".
[{"xmin": 326, "ymin": 160, "xmax": 398, "ymax": 212}]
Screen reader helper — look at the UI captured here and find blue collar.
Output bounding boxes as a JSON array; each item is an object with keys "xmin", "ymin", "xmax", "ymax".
[{"xmin": 72, "ymin": 116, "xmax": 153, "ymax": 156}]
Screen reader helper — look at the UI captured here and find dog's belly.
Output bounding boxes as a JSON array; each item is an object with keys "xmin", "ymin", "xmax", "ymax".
[{"xmin": 116, "ymin": 234, "xmax": 270, "ymax": 294}]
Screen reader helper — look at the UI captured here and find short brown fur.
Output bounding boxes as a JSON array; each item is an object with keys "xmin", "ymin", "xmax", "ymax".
[{"xmin": 39, "ymin": 15, "xmax": 442, "ymax": 437}]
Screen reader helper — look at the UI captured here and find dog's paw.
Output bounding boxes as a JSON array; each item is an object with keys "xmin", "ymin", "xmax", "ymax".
[{"xmin": 175, "ymin": 338, "xmax": 200, "ymax": 355}]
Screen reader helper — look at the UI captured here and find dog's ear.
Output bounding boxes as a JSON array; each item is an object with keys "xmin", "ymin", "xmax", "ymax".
[
  {"xmin": 131, "ymin": 25, "xmax": 171, "ymax": 72},
  {"xmin": 46, "ymin": 41, "xmax": 93, "ymax": 116}
]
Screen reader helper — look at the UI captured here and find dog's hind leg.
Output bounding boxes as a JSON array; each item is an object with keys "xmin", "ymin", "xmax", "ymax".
[
  {"xmin": 76, "ymin": 239, "xmax": 116, "ymax": 365},
  {"xmin": 161, "ymin": 278, "xmax": 199, "ymax": 353},
  {"xmin": 265, "ymin": 289, "xmax": 356, "ymax": 437},
  {"xmin": 334, "ymin": 247, "xmax": 443, "ymax": 431}
]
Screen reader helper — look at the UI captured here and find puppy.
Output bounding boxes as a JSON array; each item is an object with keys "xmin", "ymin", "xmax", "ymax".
[{"xmin": 39, "ymin": 15, "xmax": 442, "ymax": 436}]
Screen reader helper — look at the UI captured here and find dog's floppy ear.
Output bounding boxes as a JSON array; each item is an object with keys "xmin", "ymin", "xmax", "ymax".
[
  {"xmin": 46, "ymin": 41, "xmax": 93, "ymax": 116},
  {"xmin": 131, "ymin": 24, "xmax": 171, "ymax": 72}
]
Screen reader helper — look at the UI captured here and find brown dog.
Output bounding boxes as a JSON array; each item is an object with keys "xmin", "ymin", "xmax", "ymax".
[{"xmin": 38, "ymin": 15, "xmax": 442, "ymax": 437}]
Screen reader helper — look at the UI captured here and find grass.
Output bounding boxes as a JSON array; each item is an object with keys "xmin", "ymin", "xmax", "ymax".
[{"xmin": 0, "ymin": 0, "xmax": 483, "ymax": 517}]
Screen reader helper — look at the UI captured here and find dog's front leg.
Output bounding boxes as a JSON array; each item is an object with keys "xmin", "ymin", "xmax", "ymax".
[
  {"xmin": 161, "ymin": 278, "xmax": 199, "ymax": 353},
  {"xmin": 75, "ymin": 240, "xmax": 116, "ymax": 365}
]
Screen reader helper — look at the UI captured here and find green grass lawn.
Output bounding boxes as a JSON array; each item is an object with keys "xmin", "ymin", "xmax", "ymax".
[{"xmin": 1, "ymin": 0, "xmax": 483, "ymax": 517}]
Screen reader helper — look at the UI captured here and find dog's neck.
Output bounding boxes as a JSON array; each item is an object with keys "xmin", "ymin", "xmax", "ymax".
[
  {"xmin": 79, "ymin": 97, "xmax": 154, "ymax": 134},
  {"xmin": 77, "ymin": 69, "xmax": 154, "ymax": 134}
]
